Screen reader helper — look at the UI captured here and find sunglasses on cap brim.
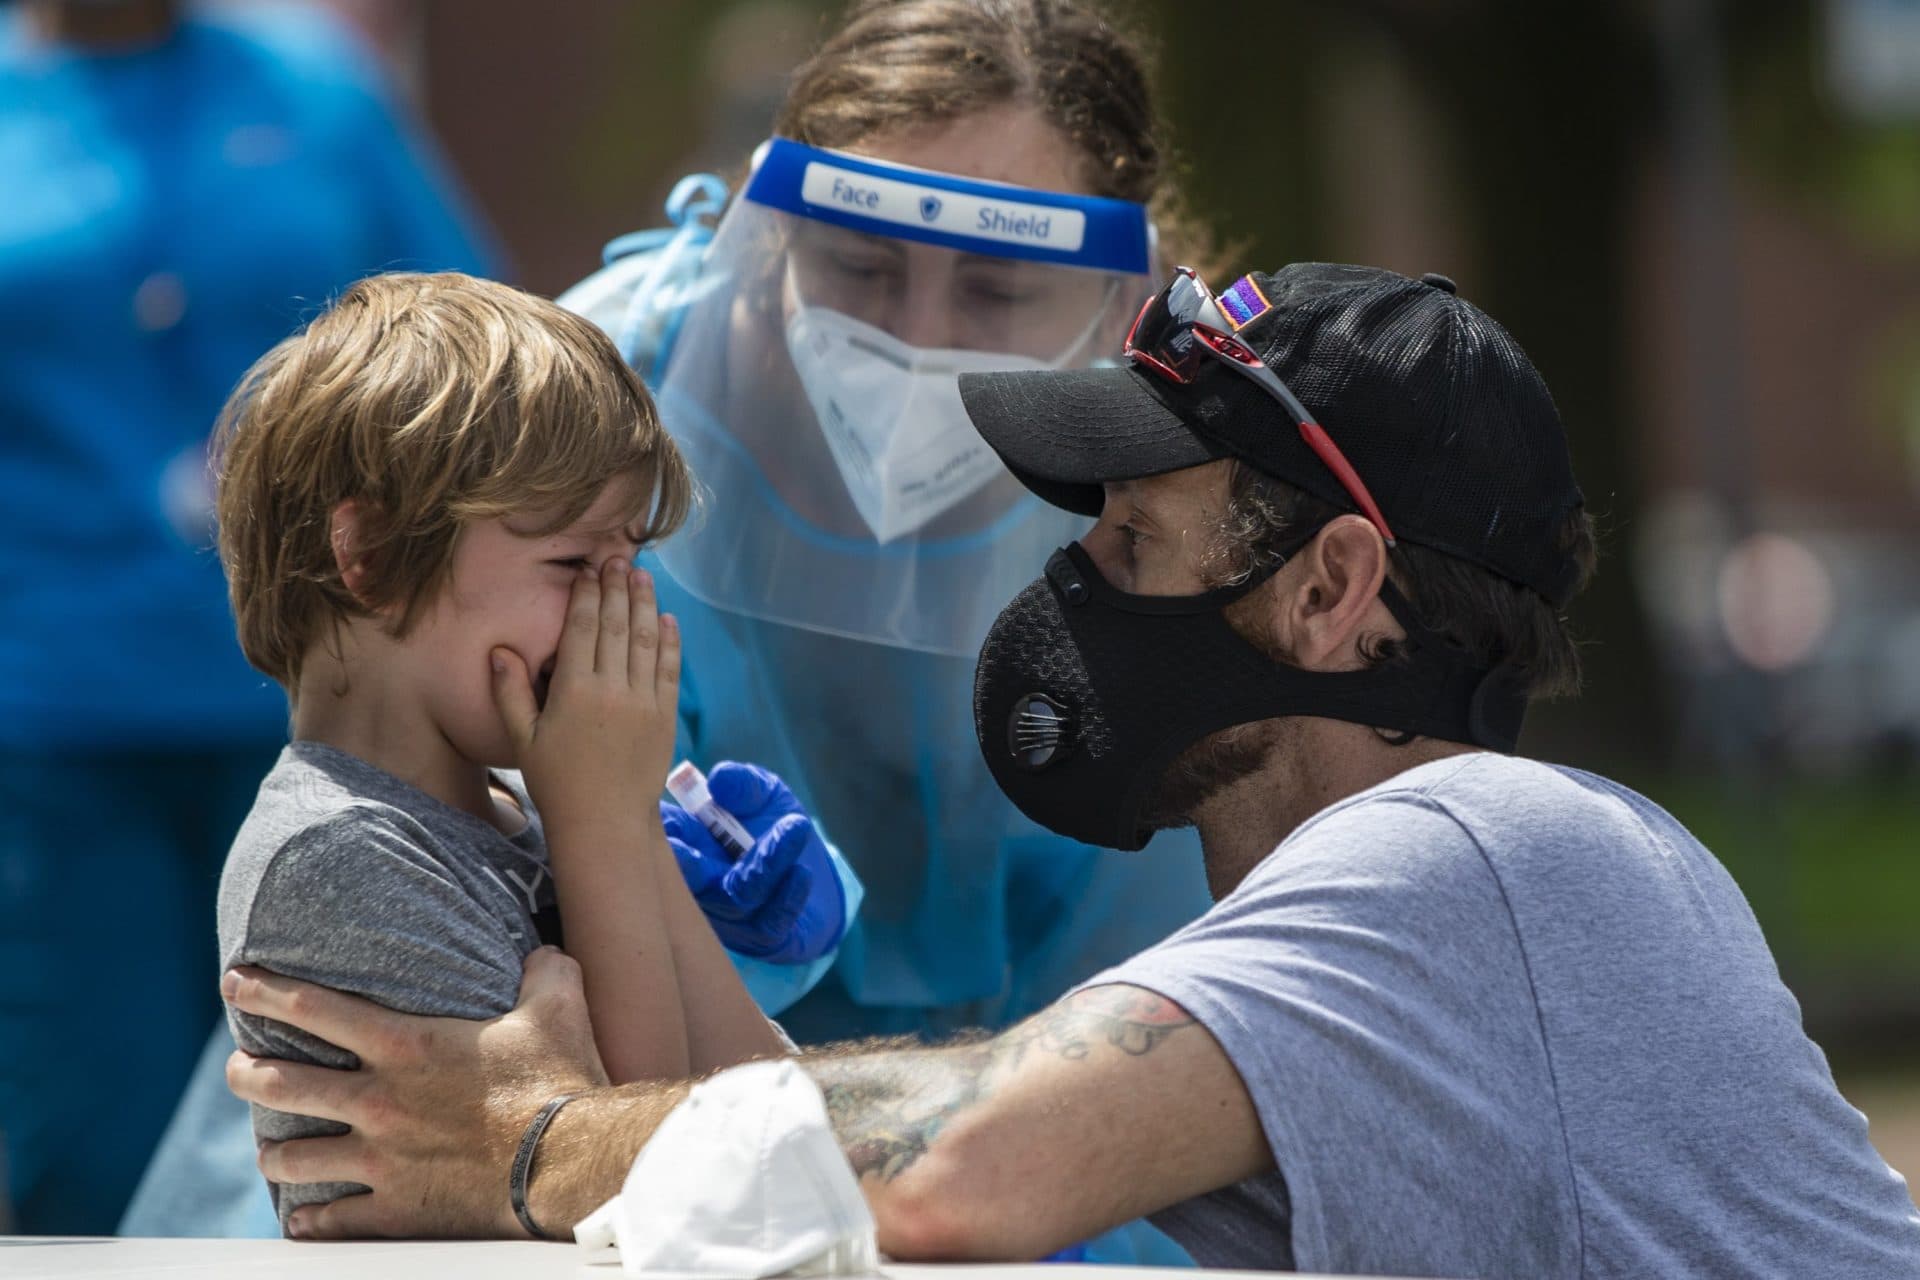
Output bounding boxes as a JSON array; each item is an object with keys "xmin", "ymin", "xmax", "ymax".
[{"xmin": 1122, "ymin": 266, "xmax": 1397, "ymax": 546}]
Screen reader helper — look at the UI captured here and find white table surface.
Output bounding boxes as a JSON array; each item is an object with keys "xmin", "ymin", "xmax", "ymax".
[{"xmin": 0, "ymin": 1238, "xmax": 1414, "ymax": 1280}]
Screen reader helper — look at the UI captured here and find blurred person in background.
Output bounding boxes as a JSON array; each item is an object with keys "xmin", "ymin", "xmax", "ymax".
[
  {"xmin": 0, "ymin": 0, "xmax": 498, "ymax": 1234},
  {"xmin": 557, "ymin": 0, "xmax": 1217, "ymax": 1260}
]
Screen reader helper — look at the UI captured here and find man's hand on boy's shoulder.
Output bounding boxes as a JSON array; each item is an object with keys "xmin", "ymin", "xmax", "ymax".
[
  {"xmin": 224, "ymin": 948, "xmax": 613, "ymax": 1239},
  {"xmin": 490, "ymin": 557, "xmax": 680, "ymax": 835}
]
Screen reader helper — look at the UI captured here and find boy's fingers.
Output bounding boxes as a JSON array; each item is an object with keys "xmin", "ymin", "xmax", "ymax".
[
  {"xmin": 656, "ymin": 612, "xmax": 680, "ymax": 703},
  {"xmin": 598, "ymin": 557, "xmax": 630, "ymax": 677},
  {"xmin": 555, "ymin": 566, "xmax": 599, "ymax": 687},
  {"xmin": 627, "ymin": 565, "xmax": 658, "ymax": 686},
  {"xmin": 489, "ymin": 649, "xmax": 536, "ymax": 750}
]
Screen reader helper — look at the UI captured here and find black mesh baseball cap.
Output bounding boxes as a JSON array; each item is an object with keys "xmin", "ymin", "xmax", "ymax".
[{"xmin": 958, "ymin": 263, "xmax": 1588, "ymax": 607}]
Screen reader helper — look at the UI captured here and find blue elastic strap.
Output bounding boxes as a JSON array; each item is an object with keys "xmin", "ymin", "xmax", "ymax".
[{"xmin": 609, "ymin": 172, "xmax": 729, "ymax": 380}]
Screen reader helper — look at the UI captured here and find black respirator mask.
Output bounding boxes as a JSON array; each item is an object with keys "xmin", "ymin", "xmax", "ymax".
[{"xmin": 972, "ymin": 539, "xmax": 1529, "ymax": 851}]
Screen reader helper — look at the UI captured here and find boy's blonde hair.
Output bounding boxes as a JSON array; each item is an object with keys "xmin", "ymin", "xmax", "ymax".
[{"xmin": 215, "ymin": 271, "xmax": 692, "ymax": 691}]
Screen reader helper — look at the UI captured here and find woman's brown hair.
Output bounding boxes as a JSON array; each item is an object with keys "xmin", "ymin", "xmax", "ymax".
[{"xmin": 774, "ymin": 0, "xmax": 1219, "ymax": 273}]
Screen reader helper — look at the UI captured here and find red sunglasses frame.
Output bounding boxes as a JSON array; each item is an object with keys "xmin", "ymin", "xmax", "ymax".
[{"xmin": 1123, "ymin": 267, "xmax": 1397, "ymax": 546}]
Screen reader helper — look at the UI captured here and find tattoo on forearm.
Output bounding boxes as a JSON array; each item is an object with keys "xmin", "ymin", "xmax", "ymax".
[
  {"xmin": 1005, "ymin": 986, "xmax": 1195, "ymax": 1061},
  {"xmin": 810, "ymin": 986, "xmax": 1194, "ymax": 1183},
  {"xmin": 818, "ymin": 1062, "xmax": 985, "ymax": 1181}
]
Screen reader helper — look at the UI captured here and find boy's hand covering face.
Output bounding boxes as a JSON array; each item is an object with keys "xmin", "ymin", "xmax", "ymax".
[{"xmin": 490, "ymin": 558, "xmax": 680, "ymax": 829}]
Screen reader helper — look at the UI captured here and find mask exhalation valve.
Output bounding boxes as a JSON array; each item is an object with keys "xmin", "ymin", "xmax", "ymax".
[{"xmin": 1009, "ymin": 693, "xmax": 1073, "ymax": 770}]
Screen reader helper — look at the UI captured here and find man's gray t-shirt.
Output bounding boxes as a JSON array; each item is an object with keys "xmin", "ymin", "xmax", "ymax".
[
  {"xmin": 218, "ymin": 741, "xmax": 559, "ymax": 1228},
  {"xmin": 1084, "ymin": 753, "xmax": 1920, "ymax": 1277}
]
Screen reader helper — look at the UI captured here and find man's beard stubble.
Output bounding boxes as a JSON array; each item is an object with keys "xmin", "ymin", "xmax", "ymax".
[
  {"xmin": 1137, "ymin": 717, "xmax": 1286, "ymax": 833},
  {"xmin": 1138, "ymin": 590, "xmax": 1293, "ymax": 833}
]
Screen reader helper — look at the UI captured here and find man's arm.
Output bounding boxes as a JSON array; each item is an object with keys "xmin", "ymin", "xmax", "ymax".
[
  {"xmin": 226, "ymin": 958, "xmax": 1270, "ymax": 1253},
  {"xmin": 810, "ymin": 984, "xmax": 1271, "ymax": 1259},
  {"xmin": 519, "ymin": 984, "xmax": 1270, "ymax": 1254}
]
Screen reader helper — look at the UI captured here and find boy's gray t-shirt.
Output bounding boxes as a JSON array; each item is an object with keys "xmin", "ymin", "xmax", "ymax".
[
  {"xmin": 218, "ymin": 741, "xmax": 559, "ymax": 1227},
  {"xmin": 1084, "ymin": 753, "xmax": 1920, "ymax": 1277}
]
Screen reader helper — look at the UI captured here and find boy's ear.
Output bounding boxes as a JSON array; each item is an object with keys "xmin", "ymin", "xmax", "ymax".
[{"xmin": 329, "ymin": 499, "xmax": 375, "ymax": 604}]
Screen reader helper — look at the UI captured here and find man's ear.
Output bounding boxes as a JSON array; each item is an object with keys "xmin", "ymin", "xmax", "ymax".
[
  {"xmin": 329, "ymin": 499, "xmax": 375, "ymax": 604},
  {"xmin": 1267, "ymin": 514, "xmax": 1395, "ymax": 672}
]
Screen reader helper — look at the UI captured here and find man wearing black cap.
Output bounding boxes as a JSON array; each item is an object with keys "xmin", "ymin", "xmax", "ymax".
[{"xmin": 218, "ymin": 265, "xmax": 1920, "ymax": 1276}]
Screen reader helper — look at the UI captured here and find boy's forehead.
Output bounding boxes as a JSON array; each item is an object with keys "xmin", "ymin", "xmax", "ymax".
[{"xmin": 502, "ymin": 473, "xmax": 648, "ymax": 539}]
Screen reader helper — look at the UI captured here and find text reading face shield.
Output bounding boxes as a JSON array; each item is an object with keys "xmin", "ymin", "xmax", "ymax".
[{"xmin": 651, "ymin": 137, "xmax": 1155, "ymax": 656}]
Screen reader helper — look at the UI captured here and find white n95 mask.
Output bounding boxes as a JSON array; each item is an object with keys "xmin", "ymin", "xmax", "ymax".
[{"xmin": 785, "ymin": 305, "xmax": 1049, "ymax": 545}]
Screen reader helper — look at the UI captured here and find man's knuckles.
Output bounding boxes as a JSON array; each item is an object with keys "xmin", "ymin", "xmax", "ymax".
[
  {"xmin": 225, "ymin": 1049, "xmax": 255, "ymax": 1098},
  {"xmin": 350, "ymin": 1085, "xmax": 412, "ymax": 1139},
  {"xmin": 368, "ymin": 1018, "xmax": 434, "ymax": 1071},
  {"xmin": 522, "ymin": 989, "xmax": 592, "ymax": 1051},
  {"xmin": 231, "ymin": 1056, "xmax": 301, "ymax": 1111},
  {"xmin": 224, "ymin": 968, "xmax": 281, "ymax": 1018},
  {"xmin": 291, "ymin": 1192, "xmax": 387, "ymax": 1241},
  {"xmin": 259, "ymin": 1137, "xmax": 377, "ymax": 1187},
  {"xmin": 277, "ymin": 981, "xmax": 334, "ymax": 1036}
]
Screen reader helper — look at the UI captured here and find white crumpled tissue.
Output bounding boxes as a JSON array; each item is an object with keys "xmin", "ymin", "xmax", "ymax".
[{"xmin": 574, "ymin": 1058, "xmax": 880, "ymax": 1278}]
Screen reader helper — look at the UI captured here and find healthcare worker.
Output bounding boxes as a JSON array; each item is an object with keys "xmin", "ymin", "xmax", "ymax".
[
  {"xmin": 561, "ymin": 3, "xmax": 1217, "ymax": 1263},
  {"xmin": 560, "ymin": 0, "xmax": 1216, "ymax": 1197}
]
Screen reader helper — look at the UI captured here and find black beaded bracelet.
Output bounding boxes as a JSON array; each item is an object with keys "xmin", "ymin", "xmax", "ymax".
[{"xmin": 509, "ymin": 1092, "xmax": 582, "ymax": 1241}]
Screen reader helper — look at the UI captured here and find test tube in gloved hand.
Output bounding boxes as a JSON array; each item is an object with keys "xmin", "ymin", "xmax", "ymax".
[{"xmin": 666, "ymin": 760, "xmax": 755, "ymax": 858}]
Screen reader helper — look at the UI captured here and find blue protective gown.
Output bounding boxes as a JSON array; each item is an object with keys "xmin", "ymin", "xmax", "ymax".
[
  {"xmin": 567, "ymin": 238, "xmax": 1214, "ymax": 1044},
  {"xmin": 0, "ymin": 3, "xmax": 500, "ymax": 1233}
]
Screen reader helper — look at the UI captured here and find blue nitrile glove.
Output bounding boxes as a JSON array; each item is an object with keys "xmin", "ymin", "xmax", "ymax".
[{"xmin": 661, "ymin": 762, "xmax": 848, "ymax": 965}]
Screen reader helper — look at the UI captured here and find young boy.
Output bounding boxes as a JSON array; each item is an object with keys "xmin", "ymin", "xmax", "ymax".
[{"xmin": 213, "ymin": 272, "xmax": 793, "ymax": 1230}]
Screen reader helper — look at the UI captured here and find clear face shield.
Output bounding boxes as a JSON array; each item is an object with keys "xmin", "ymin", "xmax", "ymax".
[{"xmin": 651, "ymin": 137, "xmax": 1155, "ymax": 657}]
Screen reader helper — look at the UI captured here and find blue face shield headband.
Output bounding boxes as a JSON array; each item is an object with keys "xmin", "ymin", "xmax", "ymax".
[{"xmin": 743, "ymin": 137, "xmax": 1154, "ymax": 274}]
